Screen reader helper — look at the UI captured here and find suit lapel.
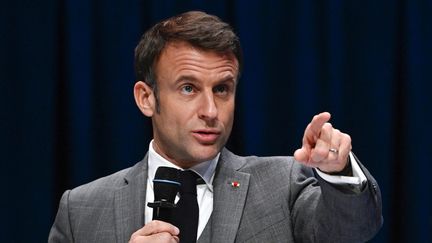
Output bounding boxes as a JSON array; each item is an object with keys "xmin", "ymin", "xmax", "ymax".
[
  {"xmin": 114, "ymin": 155, "xmax": 148, "ymax": 243},
  {"xmin": 211, "ymin": 149, "xmax": 250, "ymax": 243},
  {"xmin": 111, "ymin": 150, "xmax": 248, "ymax": 242}
]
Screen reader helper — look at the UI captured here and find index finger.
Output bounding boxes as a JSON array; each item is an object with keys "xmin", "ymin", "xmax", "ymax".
[{"xmin": 304, "ymin": 112, "xmax": 331, "ymax": 143}]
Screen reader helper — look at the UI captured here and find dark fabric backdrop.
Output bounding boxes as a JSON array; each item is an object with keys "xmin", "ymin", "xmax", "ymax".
[{"xmin": 1, "ymin": 0, "xmax": 431, "ymax": 242}]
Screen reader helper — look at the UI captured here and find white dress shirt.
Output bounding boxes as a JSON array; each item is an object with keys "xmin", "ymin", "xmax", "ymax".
[
  {"xmin": 145, "ymin": 141, "xmax": 218, "ymax": 238},
  {"xmin": 144, "ymin": 140, "xmax": 367, "ymax": 239}
]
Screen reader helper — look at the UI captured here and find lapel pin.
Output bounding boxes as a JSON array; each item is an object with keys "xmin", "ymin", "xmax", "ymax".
[{"xmin": 230, "ymin": 181, "xmax": 240, "ymax": 188}]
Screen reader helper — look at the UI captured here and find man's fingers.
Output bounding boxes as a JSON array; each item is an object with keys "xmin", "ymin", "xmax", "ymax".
[
  {"xmin": 316, "ymin": 131, "xmax": 352, "ymax": 173},
  {"xmin": 131, "ymin": 220, "xmax": 179, "ymax": 239},
  {"xmin": 131, "ymin": 232, "xmax": 179, "ymax": 243},
  {"xmin": 311, "ymin": 139, "xmax": 329, "ymax": 162},
  {"xmin": 310, "ymin": 123, "xmax": 333, "ymax": 162},
  {"xmin": 294, "ymin": 148, "xmax": 309, "ymax": 163},
  {"xmin": 295, "ymin": 112, "xmax": 354, "ymax": 173},
  {"xmin": 142, "ymin": 221, "xmax": 179, "ymax": 236},
  {"xmin": 306, "ymin": 112, "xmax": 331, "ymax": 140},
  {"xmin": 337, "ymin": 132, "xmax": 352, "ymax": 162},
  {"xmin": 129, "ymin": 221, "xmax": 180, "ymax": 243},
  {"xmin": 172, "ymin": 236, "xmax": 180, "ymax": 243},
  {"xmin": 296, "ymin": 112, "xmax": 332, "ymax": 164}
]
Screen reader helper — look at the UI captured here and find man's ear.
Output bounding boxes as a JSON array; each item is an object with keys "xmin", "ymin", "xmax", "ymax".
[{"xmin": 134, "ymin": 81, "xmax": 156, "ymax": 117}]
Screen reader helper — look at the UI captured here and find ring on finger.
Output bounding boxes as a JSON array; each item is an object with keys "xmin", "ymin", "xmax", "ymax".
[{"xmin": 329, "ymin": 148, "xmax": 339, "ymax": 154}]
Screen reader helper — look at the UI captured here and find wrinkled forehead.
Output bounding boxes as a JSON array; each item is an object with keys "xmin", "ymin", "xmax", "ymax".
[{"xmin": 156, "ymin": 41, "xmax": 240, "ymax": 78}]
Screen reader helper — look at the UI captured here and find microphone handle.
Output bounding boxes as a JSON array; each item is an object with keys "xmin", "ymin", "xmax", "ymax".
[
  {"xmin": 148, "ymin": 200, "xmax": 176, "ymax": 222},
  {"xmin": 153, "ymin": 207, "xmax": 173, "ymax": 222}
]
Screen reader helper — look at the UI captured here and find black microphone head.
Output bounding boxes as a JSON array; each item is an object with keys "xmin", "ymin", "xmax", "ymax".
[{"xmin": 153, "ymin": 167, "xmax": 181, "ymax": 203}]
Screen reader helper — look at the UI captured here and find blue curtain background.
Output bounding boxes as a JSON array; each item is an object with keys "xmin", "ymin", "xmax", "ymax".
[{"xmin": 1, "ymin": 0, "xmax": 431, "ymax": 242}]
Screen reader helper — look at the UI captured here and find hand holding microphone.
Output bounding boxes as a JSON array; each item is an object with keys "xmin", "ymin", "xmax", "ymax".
[
  {"xmin": 129, "ymin": 220, "xmax": 180, "ymax": 243},
  {"xmin": 148, "ymin": 167, "xmax": 181, "ymax": 222},
  {"xmin": 129, "ymin": 167, "xmax": 181, "ymax": 243}
]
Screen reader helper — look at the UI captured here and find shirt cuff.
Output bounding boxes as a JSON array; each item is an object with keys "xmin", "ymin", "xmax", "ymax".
[{"xmin": 314, "ymin": 152, "xmax": 367, "ymax": 186}]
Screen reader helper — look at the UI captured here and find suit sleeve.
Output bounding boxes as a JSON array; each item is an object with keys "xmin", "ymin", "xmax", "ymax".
[
  {"xmin": 289, "ymin": 159, "xmax": 383, "ymax": 243},
  {"xmin": 48, "ymin": 190, "xmax": 74, "ymax": 243}
]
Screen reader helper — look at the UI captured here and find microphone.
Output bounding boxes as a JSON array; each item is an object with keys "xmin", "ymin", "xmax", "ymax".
[{"xmin": 147, "ymin": 167, "xmax": 181, "ymax": 222}]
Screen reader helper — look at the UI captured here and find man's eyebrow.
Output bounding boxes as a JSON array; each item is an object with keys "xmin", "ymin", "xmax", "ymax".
[
  {"xmin": 174, "ymin": 75, "xmax": 200, "ymax": 84},
  {"xmin": 217, "ymin": 76, "xmax": 237, "ymax": 85},
  {"xmin": 174, "ymin": 75, "xmax": 237, "ymax": 85}
]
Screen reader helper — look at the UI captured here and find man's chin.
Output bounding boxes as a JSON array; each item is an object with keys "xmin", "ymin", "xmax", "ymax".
[
  {"xmin": 191, "ymin": 145, "xmax": 222, "ymax": 162},
  {"xmin": 177, "ymin": 153, "xmax": 219, "ymax": 168}
]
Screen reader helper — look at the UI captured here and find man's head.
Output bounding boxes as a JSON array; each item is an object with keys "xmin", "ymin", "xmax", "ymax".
[
  {"xmin": 133, "ymin": 11, "xmax": 242, "ymax": 168},
  {"xmin": 134, "ymin": 11, "xmax": 243, "ymax": 111}
]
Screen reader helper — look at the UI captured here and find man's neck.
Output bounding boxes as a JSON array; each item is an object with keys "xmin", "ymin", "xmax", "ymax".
[{"xmin": 148, "ymin": 140, "xmax": 220, "ymax": 186}]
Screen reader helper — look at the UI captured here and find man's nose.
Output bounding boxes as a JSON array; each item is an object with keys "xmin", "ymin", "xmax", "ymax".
[{"xmin": 198, "ymin": 91, "xmax": 218, "ymax": 121}]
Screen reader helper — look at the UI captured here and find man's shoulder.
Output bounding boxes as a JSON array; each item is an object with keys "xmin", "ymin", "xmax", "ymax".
[{"xmin": 68, "ymin": 160, "xmax": 145, "ymax": 202}]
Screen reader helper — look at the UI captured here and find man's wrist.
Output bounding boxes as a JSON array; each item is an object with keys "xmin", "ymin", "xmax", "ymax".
[
  {"xmin": 314, "ymin": 152, "xmax": 367, "ymax": 187},
  {"xmin": 326, "ymin": 157, "xmax": 353, "ymax": 176}
]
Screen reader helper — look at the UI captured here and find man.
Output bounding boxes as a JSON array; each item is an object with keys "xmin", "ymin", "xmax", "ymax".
[{"xmin": 49, "ymin": 11, "xmax": 382, "ymax": 243}]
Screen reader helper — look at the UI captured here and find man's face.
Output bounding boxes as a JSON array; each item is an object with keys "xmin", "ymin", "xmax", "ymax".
[{"xmin": 146, "ymin": 42, "xmax": 238, "ymax": 168}]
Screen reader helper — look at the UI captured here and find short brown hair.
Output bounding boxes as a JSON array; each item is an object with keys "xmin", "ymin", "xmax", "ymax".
[{"xmin": 134, "ymin": 11, "xmax": 243, "ymax": 88}]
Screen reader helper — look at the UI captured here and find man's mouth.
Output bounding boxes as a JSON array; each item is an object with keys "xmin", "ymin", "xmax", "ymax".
[{"xmin": 192, "ymin": 129, "xmax": 221, "ymax": 144}]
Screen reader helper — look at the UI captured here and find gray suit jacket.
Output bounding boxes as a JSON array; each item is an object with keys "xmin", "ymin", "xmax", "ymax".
[{"xmin": 49, "ymin": 148, "xmax": 382, "ymax": 243}]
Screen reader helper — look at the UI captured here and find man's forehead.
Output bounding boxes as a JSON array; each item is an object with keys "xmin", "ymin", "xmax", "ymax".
[
  {"xmin": 155, "ymin": 41, "xmax": 240, "ymax": 81},
  {"xmin": 162, "ymin": 41, "xmax": 238, "ymax": 65}
]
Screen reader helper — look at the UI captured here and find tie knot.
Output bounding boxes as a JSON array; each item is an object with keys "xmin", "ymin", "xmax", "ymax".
[{"xmin": 179, "ymin": 170, "xmax": 199, "ymax": 195}]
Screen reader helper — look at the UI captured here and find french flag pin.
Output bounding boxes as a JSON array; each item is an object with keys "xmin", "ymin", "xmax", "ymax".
[{"xmin": 230, "ymin": 181, "xmax": 240, "ymax": 188}]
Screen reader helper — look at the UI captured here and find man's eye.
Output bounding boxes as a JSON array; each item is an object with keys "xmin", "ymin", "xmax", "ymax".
[
  {"xmin": 214, "ymin": 85, "xmax": 227, "ymax": 94},
  {"xmin": 181, "ymin": 85, "xmax": 194, "ymax": 94}
]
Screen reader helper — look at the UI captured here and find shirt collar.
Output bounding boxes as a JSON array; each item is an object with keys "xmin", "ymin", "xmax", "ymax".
[{"xmin": 148, "ymin": 140, "xmax": 219, "ymax": 191}]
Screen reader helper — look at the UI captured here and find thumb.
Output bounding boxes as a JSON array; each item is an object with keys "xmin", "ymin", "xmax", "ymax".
[{"xmin": 294, "ymin": 147, "xmax": 309, "ymax": 163}]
